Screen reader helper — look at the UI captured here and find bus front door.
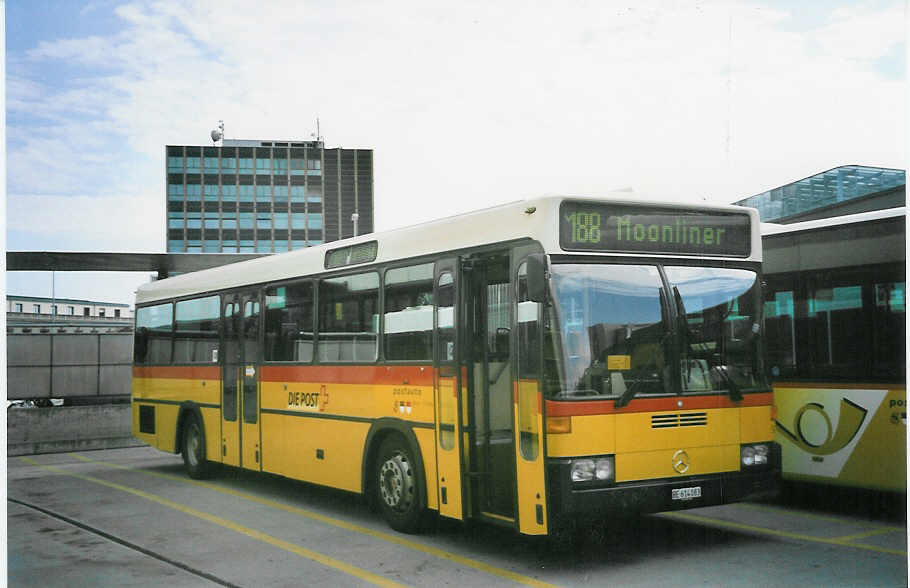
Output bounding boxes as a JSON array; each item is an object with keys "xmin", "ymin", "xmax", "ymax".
[
  {"xmin": 221, "ymin": 291, "xmax": 262, "ymax": 471},
  {"xmin": 464, "ymin": 252, "xmax": 516, "ymax": 524},
  {"xmin": 434, "ymin": 259, "xmax": 464, "ymax": 520}
]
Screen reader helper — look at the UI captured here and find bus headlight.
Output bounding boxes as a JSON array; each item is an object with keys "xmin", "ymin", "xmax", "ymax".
[
  {"xmin": 570, "ymin": 456, "xmax": 615, "ymax": 483},
  {"xmin": 741, "ymin": 444, "xmax": 769, "ymax": 467}
]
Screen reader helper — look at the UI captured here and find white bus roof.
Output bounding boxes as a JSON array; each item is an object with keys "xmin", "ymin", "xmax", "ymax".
[
  {"xmin": 137, "ymin": 196, "xmax": 762, "ymax": 305},
  {"xmin": 761, "ymin": 206, "xmax": 906, "ymax": 237}
]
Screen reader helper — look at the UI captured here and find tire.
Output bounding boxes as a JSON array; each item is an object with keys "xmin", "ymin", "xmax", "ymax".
[
  {"xmin": 181, "ymin": 413, "xmax": 213, "ymax": 479},
  {"xmin": 375, "ymin": 435, "xmax": 424, "ymax": 533}
]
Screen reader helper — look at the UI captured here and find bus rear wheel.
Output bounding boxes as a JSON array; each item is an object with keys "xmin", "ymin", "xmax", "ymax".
[
  {"xmin": 181, "ymin": 413, "xmax": 213, "ymax": 479},
  {"xmin": 375, "ymin": 436, "xmax": 423, "ymax": 533}
]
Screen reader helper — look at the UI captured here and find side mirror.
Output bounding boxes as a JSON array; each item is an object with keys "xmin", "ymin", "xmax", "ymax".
[{"xmin": 526, "ymin": 253, "xmax": 549, "ymax": 303}]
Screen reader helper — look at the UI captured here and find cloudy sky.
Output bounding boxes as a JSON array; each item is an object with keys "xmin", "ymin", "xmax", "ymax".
[{"xmin": 5, "ymin": 0, "xmax": 906, "ymax": 305}]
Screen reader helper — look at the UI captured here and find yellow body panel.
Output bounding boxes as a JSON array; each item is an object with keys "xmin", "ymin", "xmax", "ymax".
[
  {"xmin": 260, "ymin": 412, "xmax": 369, "ymax": 492},
  {"xmin": 514, "ymin": 392, "xmax": 547, "ymax": 535},
  {"xmin": 740, "ymin": 405, "xmax": 775, "ymax": 443},
  {"xmin": 414, "ymin": 427, "xmax": 439, "ymax": 511},
  {"xmin": 547, "ymin": 414, "xmax": 617, "ymax": 457},
  {"xmin": 774, "ymin": 385, "xmax": 906, "ymax": 492},
  {"xmin": 617, "ymin": 444, "xmax": 740, "ymax": 482},
  {"xmin": 435, "ymin": 376, "xmax": 462, "ymax": 519},
  {"xmin": 615, "ymin": 409, "xmax": 740, "ymax": 453}
]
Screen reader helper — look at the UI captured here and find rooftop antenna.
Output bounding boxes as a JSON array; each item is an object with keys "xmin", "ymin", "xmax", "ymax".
[
  {"xmin": 210, "ymin": 120, "xmax": 224, "ymax": 145},
  {"xmin": 310, "ymin": 117, "xmax": 323, "ymax": 144}
]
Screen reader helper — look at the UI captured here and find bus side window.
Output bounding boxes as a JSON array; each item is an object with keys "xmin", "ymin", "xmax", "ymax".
[
  {"xmin": 135, "ymin": 302, "xmax": 173, "ymax": 365},
  {"xmin": 384, "ymin": 264, "xmax": 434, "ymax": 361},
  {"xmin": 318, "ymin": 272, "xmax": 380, "ymax": 362},
  {"xmin": 264, "ymin": 282, "xmax": 314, "ymax": 362}
]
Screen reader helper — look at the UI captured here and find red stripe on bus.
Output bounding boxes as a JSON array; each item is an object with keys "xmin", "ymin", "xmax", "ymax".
[
  {"xmin": 259, "ymin": 365, "xmax": 436, "ymax": 386},
  {"xmin": 545, "ymin": 392, "xmax": 774, "ymax": 417},
  {"xmin": 133, "ymin": 365, "xmax": 221, "ymax": 380}
]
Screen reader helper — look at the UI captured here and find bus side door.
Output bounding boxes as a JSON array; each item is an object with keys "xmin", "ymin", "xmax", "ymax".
[
  {"xmin": 434, "ymin": 259, "xmax": 465, "ymax": 520},
  {"xmin": 221, "ymin": 297, "xmax": 241, "ymax": 467},
  {"xmin": 514, "ymin": 253, "xmax": 548, "ymax": 535}
]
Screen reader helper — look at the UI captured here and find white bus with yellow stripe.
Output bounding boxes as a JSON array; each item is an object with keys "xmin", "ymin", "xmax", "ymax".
[{"xmin": 133, "ymin": 195, "xmax": 779, "ymax": 537}]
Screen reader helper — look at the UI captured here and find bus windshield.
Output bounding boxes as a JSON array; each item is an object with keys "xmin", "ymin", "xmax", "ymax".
[
  {"xmin": 665, "ymin": 266, "xmax": 769, "ymax": 397},
  {"xmin": 545, "ymin": 263, "xmax": 769, "ymax": 400}
]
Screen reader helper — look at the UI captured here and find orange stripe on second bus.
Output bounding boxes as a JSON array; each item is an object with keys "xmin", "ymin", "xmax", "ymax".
[
  {"xmin": 260, "ymin": 365, "xmax": 436, "ymax": 387},
  {"xmin": 546, "ymin": 392, "xmax": 773, "ymax": 417}
]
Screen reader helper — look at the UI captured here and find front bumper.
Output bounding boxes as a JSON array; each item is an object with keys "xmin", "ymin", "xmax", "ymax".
[{"xmin": 548, "ymin": 445, "xmax": 781, "ymax": 518}]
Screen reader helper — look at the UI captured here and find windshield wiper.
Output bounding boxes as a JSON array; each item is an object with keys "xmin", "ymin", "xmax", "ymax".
[
  {"xmin": 614, "ymin": 376, "xmax": 640, "ymax": 409},
  {"xmin": 712, "ymin": 365, "xmax": 744, "ymax": 402}
]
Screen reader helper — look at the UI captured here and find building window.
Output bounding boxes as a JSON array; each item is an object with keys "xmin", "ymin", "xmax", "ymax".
[
  {"xmin": 33, "ymin": 304, "xmax": 41, "ymax": 313},
  {"xmin": 14, "ymin": 303, "xmax": 23, "ymax": 312},
  {"xmin": 309, "ymin": 213, "xmax": 323, "ymax": 230},
  {"xmin": 67, "ymin": 306, "xmax": 75, "ymax": 315},
  {"xmin": 115, "ymin": 309, "xmax": 121, "ymax": 318},
  {"xmin": 99, "ymin": 309, "xmax": 106, "ymax": 318},
  {"xmin": 53, "ymin": 305, "xmax": 58, "ymax": 315},
  {"xmin": 222, "ymin": 185, "xmax": 237, "ymax": 202},
  {"xmin": 84, "ymin": 308, "xmax": 91, "ymax": 317}
]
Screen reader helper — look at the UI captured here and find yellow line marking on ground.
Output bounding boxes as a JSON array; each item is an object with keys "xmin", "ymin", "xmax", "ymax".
[
  {"xmin": 833, "ymin": 527, "xmax": 905, "ymax": 543},
  {"xmin": 70, "ymin": 453, "xmax": 557, "ymax": 588},
  {"xmin": 661, "ymin": 511, "xmax": 907, "ymax": 557},
  {"xmin": 739, "ymin": 502, "xmax": 904, "ymax": 532},
  {"xmin": 21, "ymin": 457, "xmax": 406, "ymax": 588}
]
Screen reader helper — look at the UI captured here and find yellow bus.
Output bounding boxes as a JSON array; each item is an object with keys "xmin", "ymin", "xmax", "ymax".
[
  {"xmin": 132, "ymin": 196, "xmax": 779, "ymax": 536},
  {"xmin": 762, "ymin": 207, "xmax": 905, "ymax": 492}
]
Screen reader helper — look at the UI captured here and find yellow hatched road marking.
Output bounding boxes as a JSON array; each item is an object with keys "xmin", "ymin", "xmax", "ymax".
[
  {"xmin": 21, "ymin": 457, "xmax": 405, "ymax": 588},
  {"xmin": 70, "ymin": 453, "xmax": 558, "ymax": 588},
  {"xmin": 661, "ymin": 511, "xmax": 907, "ymax": 557},
  {"xmin": 832, "ymin": 526, "xmax": 906, "ymax": 543},
  {"xmin": 739, "ymin": 501, "xmax": 903, "ymax": 531}
]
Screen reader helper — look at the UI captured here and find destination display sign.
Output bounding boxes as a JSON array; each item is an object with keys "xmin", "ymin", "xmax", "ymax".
[{"xmin": 559, "ymin": 202, "xmax": 751, "ymax": 257}]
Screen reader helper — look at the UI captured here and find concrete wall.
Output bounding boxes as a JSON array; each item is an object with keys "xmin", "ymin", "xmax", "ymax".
[
  {"xmin": 7, "ymin": 405, "xmax": 145, "ymax": 456},
  {"xmin": 7, "ymin": 332, "xmax": 132, "ymax": 400}
]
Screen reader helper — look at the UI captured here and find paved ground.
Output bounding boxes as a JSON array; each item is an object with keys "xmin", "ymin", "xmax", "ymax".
[{"xmin": 8, "ymin": 447, "xmax": 908, "ymax": 587}]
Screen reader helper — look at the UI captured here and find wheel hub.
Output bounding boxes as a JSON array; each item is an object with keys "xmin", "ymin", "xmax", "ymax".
[{"xmin": 379, "ymin": 451, "xmax": 413, "ymax": 511}]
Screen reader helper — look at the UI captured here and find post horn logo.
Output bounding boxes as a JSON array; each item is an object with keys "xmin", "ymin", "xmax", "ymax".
[
  {"xmin": 672, "ymin": 449, "xmax": 690, "ymax": 474},
  {"xmin": 775, "ymin": 398, "xmax": 867, "ymax": 455}
]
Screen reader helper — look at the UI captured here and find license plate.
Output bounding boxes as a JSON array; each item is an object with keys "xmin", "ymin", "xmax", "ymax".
[{"xmin": 672, "ymin": 486, "xmax": 702, "ymax": 501}]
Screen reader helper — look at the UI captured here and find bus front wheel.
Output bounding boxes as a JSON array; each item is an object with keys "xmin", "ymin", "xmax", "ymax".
[
  {"xmin": 181, "ymin": 413, "xmax": 212, "ymax": 479},
  {"xmin": 375, "ymin": 436, "xmax": 423, "ymax": 533}
]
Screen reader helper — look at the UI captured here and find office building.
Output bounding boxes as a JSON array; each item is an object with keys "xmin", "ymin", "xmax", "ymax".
[
  {"xmin": 166, "ymin": 139, "xmax": 374, "ymax": 253},
  {"xmin": 7, "ymin": 295, "xmax": 132, "ymax": 334}
]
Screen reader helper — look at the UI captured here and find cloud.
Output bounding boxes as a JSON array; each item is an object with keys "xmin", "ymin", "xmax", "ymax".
[{"xmin": 8, "ymin": 0, "xmax": 906, "ymax": 238}]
